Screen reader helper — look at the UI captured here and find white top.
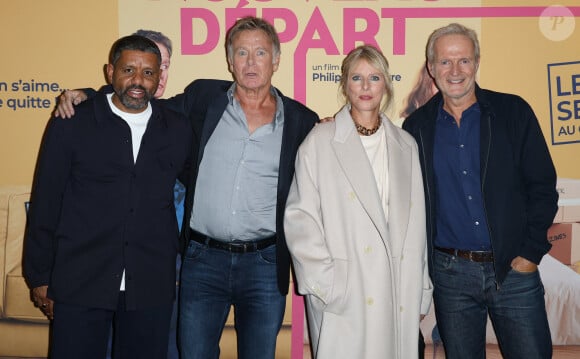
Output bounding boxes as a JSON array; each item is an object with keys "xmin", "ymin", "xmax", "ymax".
[
  {"xmin": 107, "ymin": 93, "xmax": 151, "ymax": 162},
  {"xmin": 360, "ymin": 122, "xmax": 389, "ymax": 219}
]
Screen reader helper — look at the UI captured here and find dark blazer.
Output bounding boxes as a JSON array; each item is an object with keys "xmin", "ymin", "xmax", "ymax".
[
  {"xmin": 24, "ymin": 92, "xmax": 192, "ymax": 310},
  {"xmin": 163, "ymin": 79, "xmax": 318, "ymax": 295},
  {"xmin": 403, "ymin": 84, "xmax": 558, "ymax": 285}
]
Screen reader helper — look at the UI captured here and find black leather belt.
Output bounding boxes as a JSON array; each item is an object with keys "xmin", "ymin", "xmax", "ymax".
[
  {"xmin": 190, "ymin": 229, "xmax": 276, "ymax": 253},
  {"xmin": 435, "ymin": 246, "xmax": 494, "ymax": 262}
]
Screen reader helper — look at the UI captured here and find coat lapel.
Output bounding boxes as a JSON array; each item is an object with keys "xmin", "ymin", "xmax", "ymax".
[
  {"xmin": 133, "ymin": 105, "xmax": 165, "ymax": 169},
  {"xmin": 331, "ymin": 107, "xmax": 390, "ymax": 245},
  {"xmin": 384, "ymin": 119, "xmax": 411, "ymax": 258}
]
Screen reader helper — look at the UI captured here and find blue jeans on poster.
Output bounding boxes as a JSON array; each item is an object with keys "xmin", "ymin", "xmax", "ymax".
[
  {"xmin": 178, "ymin": 240, "xmax": 286, "ymax": 359},
  {"xmin": 432, "ymin": 249, "xmax": 552, "ymax": 359}
]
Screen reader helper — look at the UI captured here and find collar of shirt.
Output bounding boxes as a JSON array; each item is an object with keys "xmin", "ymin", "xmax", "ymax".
[
  {"xmin": 227, "ymin": 83, "xmax": 285, "ymax": 131},
  {"xmin": 437, "ymin": 101, "xmax": 481, "ymax": 126}
]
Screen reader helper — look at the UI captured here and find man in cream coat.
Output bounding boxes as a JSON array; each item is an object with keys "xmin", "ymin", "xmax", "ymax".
[{"xmin": 285, "ymin": 104, "xmax": 432, "ymax": 358}]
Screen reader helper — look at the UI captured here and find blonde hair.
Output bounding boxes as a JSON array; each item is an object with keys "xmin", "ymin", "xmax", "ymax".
[{"xmin": 339, "ymin": 45, "xmax": 394, "ymax": 114}]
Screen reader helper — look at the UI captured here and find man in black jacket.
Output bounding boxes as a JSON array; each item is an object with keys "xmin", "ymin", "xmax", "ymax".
[
  {"xmin": 24, "ymin": 35, "xmax": 192, "ymax": 359},
  {"xmin": 403, "ymin": 23, "xmax": 557, "ymax": 359}
]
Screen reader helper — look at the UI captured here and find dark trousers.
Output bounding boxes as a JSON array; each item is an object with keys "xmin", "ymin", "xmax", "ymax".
[{"xmin": 50, "ymin": 292, "xmax": 173, "ymax": 359}]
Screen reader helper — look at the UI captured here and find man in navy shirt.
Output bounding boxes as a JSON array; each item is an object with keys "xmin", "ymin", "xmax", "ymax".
[{"xmin": 403, "ymin": 23, "xmax": 557, "ymax": 359}]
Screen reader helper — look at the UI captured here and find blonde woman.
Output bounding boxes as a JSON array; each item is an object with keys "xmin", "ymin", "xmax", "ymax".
[{"xmin": 284, "ymin": 45, "xmax": 432, "ymax": 359}]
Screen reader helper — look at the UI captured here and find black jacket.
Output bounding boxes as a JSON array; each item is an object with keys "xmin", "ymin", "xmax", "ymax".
[
  {"xmin": 24, "ymin": 92, "xmax": 192, "ymax": 310},
  {"xmin": 403, "ymin": 85, "xmax": 558, "ymax": 285}
]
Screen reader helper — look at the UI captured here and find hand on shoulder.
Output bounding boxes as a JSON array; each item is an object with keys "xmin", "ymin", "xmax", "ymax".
[{"xmin": 54, "ymin": 90, "xmax": 88, "ymax": 119}]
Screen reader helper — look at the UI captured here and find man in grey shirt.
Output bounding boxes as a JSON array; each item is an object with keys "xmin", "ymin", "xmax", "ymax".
[
  {"xmin": 165, "ymin": 17, "xmax": 318, "ymax": 359},
  {"xmin": 190, "ymin": 90, "xmax": 284, "ymax": 241}
]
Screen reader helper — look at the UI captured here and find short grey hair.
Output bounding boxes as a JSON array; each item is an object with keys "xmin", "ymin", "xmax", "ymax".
[{"xmin": 426, "ymin": 23, "xmax": 480, "ymax": 64}]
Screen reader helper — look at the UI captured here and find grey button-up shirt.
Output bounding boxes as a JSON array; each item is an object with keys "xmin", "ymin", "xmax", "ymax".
[{"xmin": 190, "ymin": 84, "xmax": 284, "ymax": 241}]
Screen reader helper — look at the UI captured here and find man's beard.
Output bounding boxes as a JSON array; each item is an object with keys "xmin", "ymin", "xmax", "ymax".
[{"xmin": 116, "ymin": 85, "xmax": 153, "ymax": 110}]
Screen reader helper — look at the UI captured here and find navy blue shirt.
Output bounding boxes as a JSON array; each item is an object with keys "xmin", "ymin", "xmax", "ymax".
[{"xmin": 433, "ymin": 103, "xmax": 491, "ymax": 251}]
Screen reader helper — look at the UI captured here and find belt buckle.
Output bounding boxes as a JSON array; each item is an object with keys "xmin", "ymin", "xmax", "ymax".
[
  {"xmin": 230, "ymin": 241, "xmax": 252, "ymax": 253},
  {"xmin": 239, "ymin": 243, "xmax": 250, "ymax": 253}
]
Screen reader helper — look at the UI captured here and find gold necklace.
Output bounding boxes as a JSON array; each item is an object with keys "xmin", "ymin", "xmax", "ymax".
[{"xmin": 353, "ymin": 118, "xmax": 381, "ymax": 136}]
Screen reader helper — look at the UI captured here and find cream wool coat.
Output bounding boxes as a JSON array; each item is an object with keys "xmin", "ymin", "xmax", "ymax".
[{"xmin": 284, "ymin": 106, "xmax": 432, "ymax": 359}]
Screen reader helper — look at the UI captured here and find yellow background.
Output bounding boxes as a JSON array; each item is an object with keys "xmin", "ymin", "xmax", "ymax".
[
  {"xmin": 1, "ymin": 1, "xmax": 119, "ymax": 185},
  {"xmin": 1, "ymin": 0, "xmax": 579, "ymax": 185}
]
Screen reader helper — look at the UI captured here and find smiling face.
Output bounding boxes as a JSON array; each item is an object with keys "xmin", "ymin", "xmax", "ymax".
[
  {"xmin": 107, "ymin": 49, "xmax": 160, "ymax": 113},
  {"xmin": 428, "ymin": 33, "xmax": 479, "ymax": 106},
  {"xmin": 228, "ymin": 29, "xmax": 280, "ymax": 94},
  {"xmin": 346, "ymin": 59, "xmax": 387, "ymax": 118}
]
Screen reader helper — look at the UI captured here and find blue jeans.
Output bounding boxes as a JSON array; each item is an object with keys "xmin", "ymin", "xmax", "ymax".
[
  {"xmin": 178, "ymin": 240, "xmax": 286, "ymax": 359},
  {"xmin": 432, "ymin": 249, "xmax": 552, "ymax": 359}
]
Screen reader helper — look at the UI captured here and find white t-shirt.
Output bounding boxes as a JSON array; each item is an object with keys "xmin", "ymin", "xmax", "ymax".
[{"xmin": 360, "ymin": 122, "xmax": 389, "ymax": 219}]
